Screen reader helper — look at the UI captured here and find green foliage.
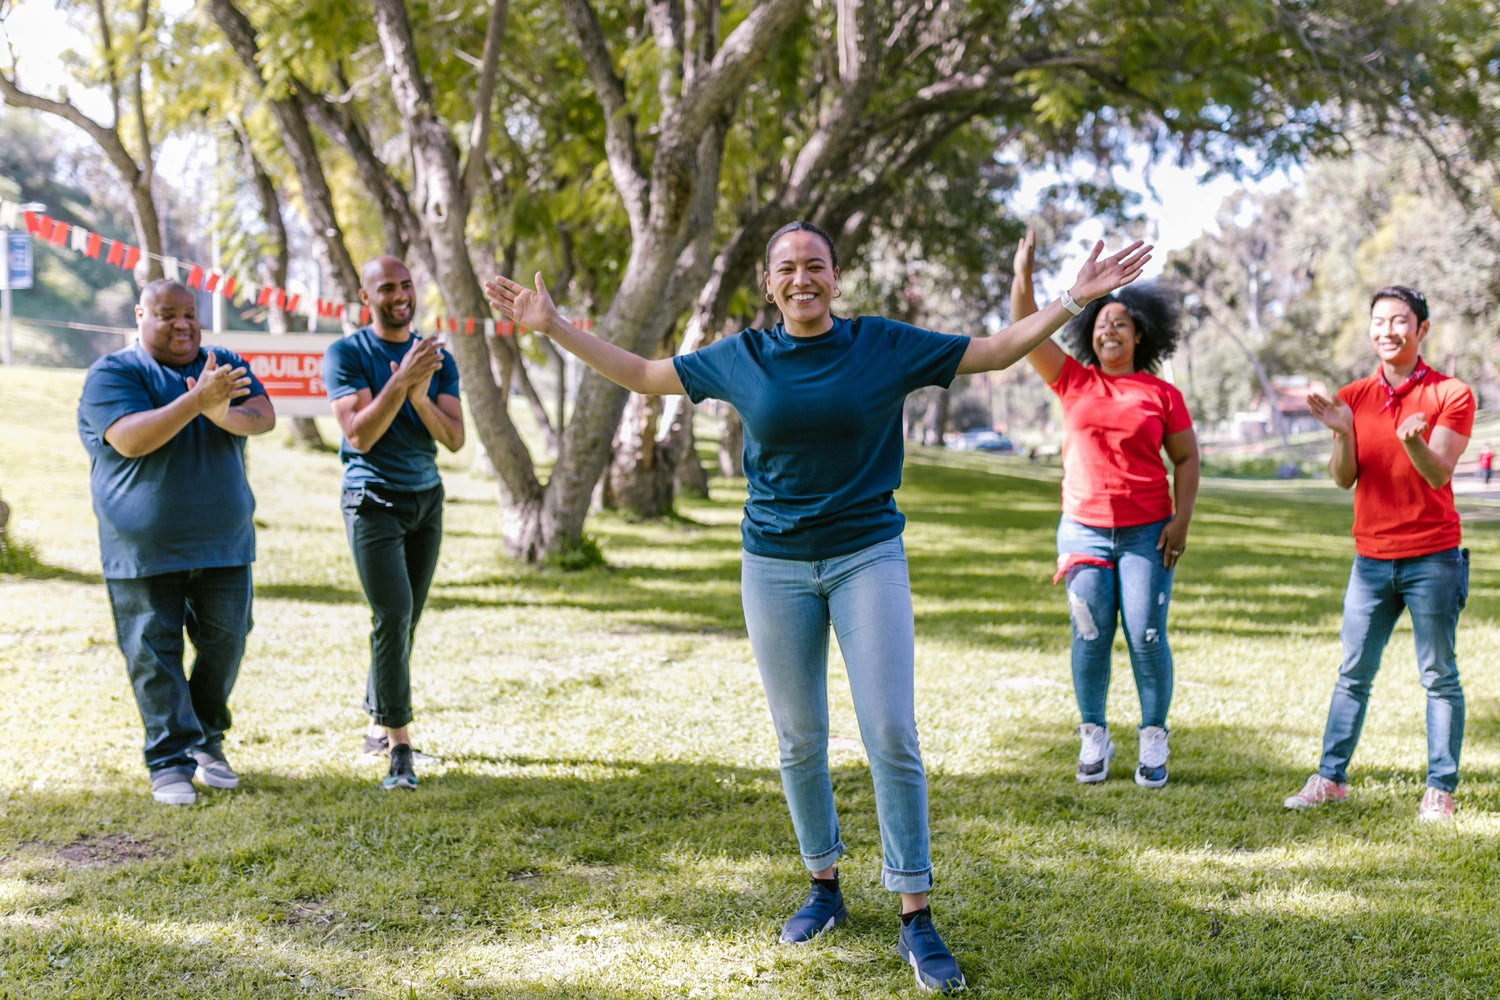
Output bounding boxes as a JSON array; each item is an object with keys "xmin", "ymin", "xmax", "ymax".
[{"xmin": 545, "ymin": 530, "xmax": 607, "ymax": 572}]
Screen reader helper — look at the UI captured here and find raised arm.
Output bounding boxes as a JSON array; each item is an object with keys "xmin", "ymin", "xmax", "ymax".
[
  {"xmin": 1009, "ymin": 228, "xmax": 1067, "ymax": 384},
  {"xmin": 484, "ymin": 273, "xmax": 685, "ymax": 397},
  {"xmin": 1307, "ymin": 392, "xmax": 1358, "ymax": 489},
  {"xmin": 956, "ymin": 239, "xmax": 1151, "ymax": 376}
]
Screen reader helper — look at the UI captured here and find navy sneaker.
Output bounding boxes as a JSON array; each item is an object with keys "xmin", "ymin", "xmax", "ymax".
[
  {"xmin": 897, "ymin": 909, "xmax": 965, "ymax": 993},
  {"xmin": 381, "ymin": 744, "xmax": 418, "ymax": 791},
  {"xmin": 778, "ymin": 880, "xmax": 847, "ymax": 944}
]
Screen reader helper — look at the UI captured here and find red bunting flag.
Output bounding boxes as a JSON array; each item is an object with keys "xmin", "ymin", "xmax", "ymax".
[
  {"xmin": 273, "ymin": 288, "xmax": 287, "ymax": 309},
  {"xmin": 204, "ymin": 271, "xmax": 220, "ymax": 293},
  {"xmin": 106, "ymin": 241, "xmax": 124, "ymax": 266},
  {"xmin": 23, "ymin": 212, "xmax": 41, "ymax": 235},
  {"xmin": 121, "ymin": 246, "xmax": 140, "ymax": 270},
  {"xmin": 37, "ymin": 216, "xmax": 55, "ymax": 241},
  {"xmin": 360, "ymin": 306, "xmax": 371, "ymax": 326},
  {"xmin": 221, "ymin": 276, "xmax": 236, "ymax": 300},
  {"xmin": 464, "ymin": 317, "xmax": 475, "ymax": 335},
  {"xmin": 257, "ymin": 286, "xmax": 273, "ymax": 306},
  {"xmin": 48, "ymin": 221, "xmax": 69, "ymax": 246},
  {"xmin": 85, "ymin": 233, "xmax": 103, "ymax": 259},
  {"xmin": 286, "ymin": 294, "xmax": 300, "ymax": 314},
  {"xmin": 186, "ymin": 265, "xmax": 204, "ymax": 289}
]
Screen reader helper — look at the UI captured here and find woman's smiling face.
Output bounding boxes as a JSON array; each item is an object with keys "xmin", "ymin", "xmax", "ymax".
[
  {"xmin": 1092, "ymin": 301, "xmax": 1140, "ymax": 374},
  {"xmin": 764, "ymin": 230, "xmax": 838, "ymax": 337}
]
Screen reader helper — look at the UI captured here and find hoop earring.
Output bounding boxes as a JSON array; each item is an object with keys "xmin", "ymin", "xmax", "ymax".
[
  {"xmin": 765, "ymin": 292, "xmax": 775, "ymax": 304},
  {"xmin": 833, "ymin": 287, "xmax": 842, "ymax": 299}
]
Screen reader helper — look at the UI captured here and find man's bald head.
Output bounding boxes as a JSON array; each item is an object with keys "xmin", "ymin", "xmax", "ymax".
[
  {"xmin": 135, "ymin": 280, "xmax": 201, "ymax": 367},
  {"xmin": 359, "ymin": 256, "xmax": 416, "ymax": 336}
]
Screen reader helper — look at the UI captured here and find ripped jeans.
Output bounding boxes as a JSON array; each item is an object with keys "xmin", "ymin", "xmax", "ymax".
[{"xmin": 1057, "ymin": 515, "xmax": 1175, "ymax": 730}]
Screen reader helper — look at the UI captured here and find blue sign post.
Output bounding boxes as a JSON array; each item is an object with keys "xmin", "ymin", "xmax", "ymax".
[{"xmin": 1, "ymin": 229, "xmax": 33, "ymax": 364}]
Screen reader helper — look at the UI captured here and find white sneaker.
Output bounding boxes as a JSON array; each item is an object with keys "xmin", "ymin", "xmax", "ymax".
[
  {"xmin": 1076, "ymin": 723, "xmax": 1113, "ymax": 783},
  {"xmin": 150, "ymin": 771, "xmax": 196, "ymax": 806},
  {"xmin": 1135, "ymin": 726, "xmax": 1169, "ymax": 788}
]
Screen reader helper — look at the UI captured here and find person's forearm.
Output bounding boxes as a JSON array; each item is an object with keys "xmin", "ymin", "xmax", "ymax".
[
  {"xmin": 104, "ymin": 394, "xmax": 205, "ymax": 457},
  {"xmin": 1011, "ymin": 276, "xmax": 1037, "ymax": 322},
  {"xmin": 956, "ymin": 298, "xmax": 1075, "ymax": 376},
  {"xmin": 1329, "ymin": 432, "xmax": 1358, "ymax": 488},
  {"xmin": 539, "ymin": 314, "xmax": 678, "ymax": 395},
  {"xmin": 410, "ymin": 393, "xmax": 465, "ymax": 452},
  {"xmin": 343, "ymin": 381, "xmax": 411, "ymax": 452},
  {"xmin": 211, "ymin": 396, "xmax": 276, "ymax": 437},
  {"xmin": 1173, "ymin": 456, "xmax": 1200, "ymax": 524},
  {"xmin": 1403, "ymin": 436, "xmax": 1455, "ymax": 489}
]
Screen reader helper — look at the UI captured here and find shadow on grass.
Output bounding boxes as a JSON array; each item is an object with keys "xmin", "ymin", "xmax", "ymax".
[
  {"xmin": 7, "ymin": 732, "xmax": 1500, "ymax": 998},
  {"xmin": 0, "ymin": 546, "xmax": 103, "ymax": 584}
]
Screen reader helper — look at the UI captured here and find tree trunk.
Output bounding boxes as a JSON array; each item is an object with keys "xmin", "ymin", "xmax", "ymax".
[
  {"xmin": 605, "ymin": 392, "xmax": 675, "ymax": 518},
  {"xmin": 673, "ymin": 400, "xmax": 710, "ymax": 498},
  {"xmin": 921, "ymin": 389, "xmax": 949, "ymax": 446},
  {"xmin": 718, "ymin": 403, "xmax": 743, "ymax": 477}
]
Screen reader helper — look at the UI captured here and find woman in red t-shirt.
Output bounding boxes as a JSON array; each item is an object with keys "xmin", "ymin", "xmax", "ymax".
[{"xmin": 1012, "ymin": 230, "xmax": 1199, "ymax": 788}]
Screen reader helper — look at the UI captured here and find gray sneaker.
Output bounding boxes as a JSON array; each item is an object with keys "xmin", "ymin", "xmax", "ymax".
[
  {"xmin": 150, "ymin": 771, "xmax": 197, "ymax": 805},
  {"xmin": 192, "ymin": 747, "xmax": 239, "ymax": 789},
  {"xmin": 360, "ymin": 733, "xmax": 441, "ymax": 766}
]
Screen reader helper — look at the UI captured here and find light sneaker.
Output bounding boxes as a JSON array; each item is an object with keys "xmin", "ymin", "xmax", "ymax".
[
  {"xmin": 150, "ymin": 771, "xmax": 196, "ymax": 806},
  {"xmin": 778, "ymin": 879, "xmax": 847, "ymax": 944},
  {"xmin": 1283, "ymin": 774, "xmax": 1347, "ymax": 809},
  {"xmin": 1135, "ymin": 726, "xmax": 1169, "ymax": 788},
  {"xmin": 1076, "ymin": 723, "xmax": 1113, "ymax": 783},
  {"xmin": 381, "ymin": 744, "xmax": 418, "ymax": 791},
  {"xmin": 1418, "ymin": 787, "xmax": 1455, "ymax": 823},
  {"xmin": 897, "ymin": 909, "xmax": 966, "ymax": 993},
  {"xmin": 192, "ymin": 747, "xmax": 239, "ymax": 789}
]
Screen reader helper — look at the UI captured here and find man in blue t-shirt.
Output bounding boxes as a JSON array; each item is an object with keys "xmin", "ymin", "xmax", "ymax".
[
  {"xmin": 322, "ymin": 255, "xmax": 463, "ymax": 791},
  {"xmin": 78, "ymin": 279, "xmax": 276, "ymax": 806}
]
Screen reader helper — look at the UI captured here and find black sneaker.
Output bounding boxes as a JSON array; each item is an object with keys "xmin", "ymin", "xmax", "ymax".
[
  {"xmin": 361, "ymin": 734, "xmax": 441, "ymax": 765},
  {"xmin": 381, "ymin": 744, "xmax": 418, "ymax": 791},
  {"xmin": 778, "ymin": 879, "xmax": 847, "ymax": 944},
  {"xmin": 898, "ymin": 909, "xmax": 966, "ymax": 993}
]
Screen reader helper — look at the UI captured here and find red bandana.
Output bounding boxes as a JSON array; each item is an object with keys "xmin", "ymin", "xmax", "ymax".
[{"xmin": 1378, "ymin": 358, "xmax": 1436, "ymax": 414}]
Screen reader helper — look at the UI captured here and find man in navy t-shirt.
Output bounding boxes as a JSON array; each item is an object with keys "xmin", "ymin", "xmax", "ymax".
[
  {"xmin": 322, "ymin": 256, "xmax": 463, "ymax": 791},
  {"xmin": 78, "ymin": 279, "xmax": 276, "ymax": 805}
]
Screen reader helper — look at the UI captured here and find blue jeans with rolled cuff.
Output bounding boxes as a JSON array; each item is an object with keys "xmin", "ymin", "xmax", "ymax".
[
  {"xmin": 1319, "ymin": 547, "xmax": 1468, "ymax": 793},
  {"xmin": 1056, "ymin": 515, "xmax": 1175, "ymax": 731},
  {"xmin": 105, "ymin": 565, "xmax": 253, "ymax": 776},
  {"xmin": 740, "ymin": 537, "xmax": 933, "ymax": 894},
  {"xmin": 341, "ymin": 483, "xmax": 444, "ymax": 730}
]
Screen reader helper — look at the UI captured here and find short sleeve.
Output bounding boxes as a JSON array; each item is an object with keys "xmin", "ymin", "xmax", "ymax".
[
  {"xmin": 1163, "ymin": 383, "xmax": 1193, "ymax": 434},
  {"xmin": 322, "ymin": 337, "xmax": 367, "ymax": 402},
  {"xmin": 674, "ymin": 333, "xmax": 742, "ymax": 405},
  {"xmin": 1434, "ymin": 381, "xmax": 1475, "ymax": 436},
  {"xmin": 213, "ymin": 348, "xmax": 268, "ymax": 403},
  {"xmin": 1047, "ymin": 354, "xmax": 1085, "ymax": 397},
  {"xmin": 79, "ymin": 358, "xmax": 154, "ymax": 442},
  {"xmin": 885, "ymin": 320, "xmax": 970, "ymax": 393}
]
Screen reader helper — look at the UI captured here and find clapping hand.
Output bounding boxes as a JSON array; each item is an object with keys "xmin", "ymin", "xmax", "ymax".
[
  {"xmin": 389, "ymin": 337, "xmax": 443, "ymax": 399},
  {"xmin": 186, "ymin": 351, "xmax": 252, "ymax": 424},
  {"xmin": 1396, "ymin": 412, "xmax": 1430, "ymax": 443},
  {"xmin": 1307, "ymin": 392, "xmax": 1355, "ymax": 437}
]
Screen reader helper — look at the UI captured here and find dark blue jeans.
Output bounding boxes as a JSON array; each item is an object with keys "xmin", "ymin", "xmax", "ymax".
[
  {"xmin": 341, "ymin": 483, "xmax": 444, "ymax": 729},
  {"xmin": 1320, "ymin": 548, "xmax": 1469, "ymax": 792},
  {"xmin": 105, "ymin": 565, "xmax": 253, "ymax": 776}
]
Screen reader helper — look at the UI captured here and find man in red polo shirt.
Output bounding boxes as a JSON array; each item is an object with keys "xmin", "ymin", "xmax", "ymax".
[{"xmin": 1285, "ymin": 286, "xmax": 1473, "ymax": 822}]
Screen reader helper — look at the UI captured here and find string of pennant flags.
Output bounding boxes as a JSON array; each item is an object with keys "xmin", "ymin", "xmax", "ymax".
[{"xmin": 0, "ymin": 198, "xmax": 593, "ymax": 337}]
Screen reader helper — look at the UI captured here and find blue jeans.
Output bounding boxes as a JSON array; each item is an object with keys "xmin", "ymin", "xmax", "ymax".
[
  {"xmin": 105, "ymin": 566, "xmax": 253, "ymax": 776},
  {"xmin": 1056, "ymin": 516, "xmax": 1175, "ymax": 730},
  {"xmin": 740, "ymin": 537, "xmax": 931, "ymax": 894},
  {"xmin": 1319, "ymin": 548, "xmax": 1468, "ymax": 792},
  {"xmin": 341, "ymin": 483, "xmax": 445, "ymax": 729}
]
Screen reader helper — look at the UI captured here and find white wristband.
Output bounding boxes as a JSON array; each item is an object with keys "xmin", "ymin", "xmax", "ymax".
[{"xmin": 1060, "ymin": 289, "xmax": 1084, "ymax": 316}]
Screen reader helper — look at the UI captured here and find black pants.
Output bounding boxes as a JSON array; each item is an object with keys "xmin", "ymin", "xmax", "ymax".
[{"xmin": 341, "ymin": 483, "xmax": 444, "ymax": 729}]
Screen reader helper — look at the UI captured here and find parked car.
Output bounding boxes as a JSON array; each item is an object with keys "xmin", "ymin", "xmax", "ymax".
[{"xmin": 949, "ymin": 429, "xmax": 1015, "ymax": 453}]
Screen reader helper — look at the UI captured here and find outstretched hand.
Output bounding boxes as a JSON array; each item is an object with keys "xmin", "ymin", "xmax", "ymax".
[
  {"xmin": 1069, "ymin": 239, "xmax": 1152, "ymax": 304},
  {"xmin": 1396, "ymin": 412, "xmax": 1430, "ymax": 443},
  {"xmin": 484, "ymin": 272, "xmax": 560, "ymax": 336}
]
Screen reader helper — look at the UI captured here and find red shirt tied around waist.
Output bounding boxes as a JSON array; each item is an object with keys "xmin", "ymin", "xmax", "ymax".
[
  {"xmin": 1050, "ymin": 354, "xmax": 1193, "ymax": 527},
  {"xmin": 1338, "ymin": 361, "xmax": 1474, "ymax": 558}
]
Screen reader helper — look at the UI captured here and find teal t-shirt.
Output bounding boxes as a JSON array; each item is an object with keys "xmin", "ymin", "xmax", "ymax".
[
  {"xmin": 674, "ymin": 315, "xmax": 969, "ymax": 560},
  {"xmin": 77, "ymin": 343, "xmax": 266, "ymax": 578},
  {"xmin": 322, "ymin": 327, "xmax": 460, "ymax": 491}
]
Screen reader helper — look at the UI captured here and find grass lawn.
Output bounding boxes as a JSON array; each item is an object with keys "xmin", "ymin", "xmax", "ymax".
[{"xmin": 4, "ymin": 364, "xmax": 1500, "ymax": 999}]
